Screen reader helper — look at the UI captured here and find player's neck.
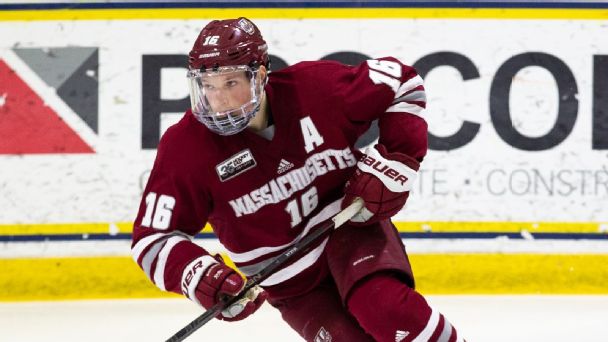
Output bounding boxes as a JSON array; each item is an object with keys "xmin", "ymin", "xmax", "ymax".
[{"xmin": 247, "ymin": 93, "xmax": 270, "ymax": 132}]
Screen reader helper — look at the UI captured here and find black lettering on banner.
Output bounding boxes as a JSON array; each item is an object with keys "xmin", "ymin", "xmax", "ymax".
[
  {"xmin": 595, "ymin": 169, "xmax": 608, "ymax": 194},
  {"xmin": 141, "ymin": 54, "xmax": 190, "ymax": 149},
  {"xmin": 414, "ymin": 168, "xmax": 450, "ymax": 196},
  {"xmin": 484, "ymin": 168, "xmax": 608, "ymax": 197},
  {"xmin": 431, "ymin": 169, "xmax": 448, "ymax": 195},
  {"xmin": 490, "ymin": 52, "xmax": 578, "ymax": 151},
  {"xmin": 487, "ymin": 169, "xmax": 507, "ymax": 195},
  {"xmin": 510, "ymin": 169, "xmax": 531, "ymax": 195},
  {"xmin": 593, "ymin": 55, "xmax": 608, "ymax": 149},
  {"xmin": 139, "ymin": 51, "xmax": 597, "ymax": 152},
  {"xmin": 556, "ymin": 170, "xmax": 575, "ymax": 196},
  {"xmin": 414, "ymin": 52, "xmax": 481, "ymax": 151},
  {"xmin": 533, "ymin": 169, "xmax": 553, "ymax": 195}
]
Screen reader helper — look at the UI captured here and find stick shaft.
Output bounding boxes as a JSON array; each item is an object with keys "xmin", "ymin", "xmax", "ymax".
[{"xmin": 165, "ymin": 198, "xmax": 363, "ymax": 342}]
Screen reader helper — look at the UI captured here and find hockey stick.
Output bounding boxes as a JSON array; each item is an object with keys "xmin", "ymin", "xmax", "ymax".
[{"xmin": 165, "ymin": 197, "xmax": 364, "ymax": 342}]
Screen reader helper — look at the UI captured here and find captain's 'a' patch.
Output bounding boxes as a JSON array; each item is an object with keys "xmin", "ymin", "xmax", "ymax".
[{"xmin": 216, "ymin": 149, "xmax": 256, "ymax": 181}]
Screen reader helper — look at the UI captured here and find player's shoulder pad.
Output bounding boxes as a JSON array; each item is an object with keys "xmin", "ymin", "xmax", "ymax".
[
  {"xmin": 374, "ymin": 56, "xmax": 420, "ymax": 80},
  {"xmin": 156, "ymin": 110, "xmax": 214, "ymax": 161},
  {"xmin": 279, "ymin": 59, "xmax": 346, "ymax": 70},
  {"xmin": 271, "ymin": 60, "xmax": 351, "ymax": 81}
]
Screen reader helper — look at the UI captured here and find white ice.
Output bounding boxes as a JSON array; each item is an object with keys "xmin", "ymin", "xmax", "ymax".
[{"xmin": 1, "ymin": 295, "xmax": 607, "ymax": 342}]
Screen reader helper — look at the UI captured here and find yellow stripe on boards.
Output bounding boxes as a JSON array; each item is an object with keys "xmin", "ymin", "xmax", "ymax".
[
  {"xmin": 392, "ymin": 221, "xmax": 608, "ymax": 233},
  {"xmin": 1, "ymin": 8, "xmax": 608, "ymax": 21},
  {"xmin": 0, "ymin": 257, "xmax": 175, "ymax": 301},
  {"xmin": 0, "ymin": 223, "xmax": 133, "ymax": 235},
  {"xmin": 411, "ymin": 254, "xmax": 608, "ymax": 294},
  {"xmin": 0, "ymin": 221, "xmax": 605, "ymax": 236},
  {"xmin": 0, "ymin": 222, "xmax": 216, "ymax": 235},
  {"xmin": 1, "ymin": 254, "xmax": 607, "ymax": 301}
]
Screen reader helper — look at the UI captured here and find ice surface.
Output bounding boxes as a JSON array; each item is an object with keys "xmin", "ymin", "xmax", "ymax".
[{"xmin": 1, "ymin": 295, "xmax": 607, "ymax": 341}]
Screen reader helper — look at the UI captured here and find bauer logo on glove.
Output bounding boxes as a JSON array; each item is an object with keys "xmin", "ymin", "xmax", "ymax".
[
  {"xmin": 343, "ymin": 144, "xmax": 420, "ymax": 224},
  {"xmin": 180, "ymin": 254, "xmax": 268, "ymax": 321},
  {"xmin": 358, "ymin": 152, "xmax": 413, "ymax": 191}
]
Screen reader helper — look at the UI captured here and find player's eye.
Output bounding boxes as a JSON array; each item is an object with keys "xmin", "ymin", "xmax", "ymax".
[{"xmin": 226, "ymin": 80, "xmax": 238, "ymax": 87}]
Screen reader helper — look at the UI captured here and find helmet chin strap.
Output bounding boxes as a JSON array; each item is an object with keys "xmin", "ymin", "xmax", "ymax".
[
  {"xmin": 244, "ymin": 93, "xmax": 267, "ymax": 132},
  {"xmin": 266, "ymin": 104, "xmax": 274, "ymax": 127}
]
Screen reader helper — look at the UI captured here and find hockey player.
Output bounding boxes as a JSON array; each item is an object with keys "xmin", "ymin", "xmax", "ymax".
[{"xmin": 132, "ymin": 17, "xmax": 464, "ymax": 342}]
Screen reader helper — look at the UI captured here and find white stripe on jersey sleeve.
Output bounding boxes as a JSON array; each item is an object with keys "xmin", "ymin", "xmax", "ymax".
[
  {"xmin": 412, "ymin": 307, "xmax": 440, "ymax": 342},
  {"xmin": 131, "ymin": 232, "xmax": 169, "ymax": 263},
  {"xmin": 395, "ymin": 74, "xmax": 424, "ymax": 98},
  {"xmin": 227, "ymin": 198, "xmax": 341, "ymax": 263},
  {"xmin": 132, "ymin": 231, "xmax": 193, "ymax": 263},
  {"xmin": 438, "ymin": 315, "xmax": 454, "ymax": 342},
  {"xmin": 141, "ymin": 238, "xmax": 169, "ymax": 279},
  {"xmin": 386, "ymin": 102, "xmax": 425, "ymax": 117},
  {"xmin": 394, "ymin": 89, "xmax": 427, "ymax": 104},
  {"xmin": 181, "ymin": 255, "xmax": 218, "ymax": 305},
  {"xmin": 153, "ymin": 235, "xmax": 189, "ymax": 291},
  {"xmin": 260, "ymin": 237, "xmax": 329, "ymax": 287}
]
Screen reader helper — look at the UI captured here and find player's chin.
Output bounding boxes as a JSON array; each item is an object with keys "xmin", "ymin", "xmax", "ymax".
[
  {"xmin": 213, "ymin": 110, "xmax": 232, "ymax": 116},
  {"xmin": 216, "ymin": 109, "xmax": 243, "ymax": 118}
]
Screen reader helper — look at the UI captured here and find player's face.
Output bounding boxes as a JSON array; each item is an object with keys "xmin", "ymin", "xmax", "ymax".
[
  {"xmin": 201, "ymin": 71, "xmax": 252, "ymax": 114},
  {"xmin": 187, "ymin": 65, "xmax": 266, "ymax": 135}
]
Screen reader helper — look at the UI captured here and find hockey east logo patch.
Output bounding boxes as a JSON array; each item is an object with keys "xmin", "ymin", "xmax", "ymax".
[{"xmin": 216, "ymin": 149, "xmax": 257, "ymax": 182}]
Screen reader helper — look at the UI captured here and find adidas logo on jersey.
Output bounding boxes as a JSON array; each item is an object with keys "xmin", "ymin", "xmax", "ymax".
[
  {"xmin": 276, "ymin": 159, "xmax": 294, "ymax": 174},
  {"xmin": 395, "ymin": 330, "xmax": 409, "ymax": 342}
]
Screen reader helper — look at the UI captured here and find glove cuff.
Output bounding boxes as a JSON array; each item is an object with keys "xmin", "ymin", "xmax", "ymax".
[
  {"xmin": 374, "ymin": 144, "xmax": 420, "ymax": 171},
  {"xmin": 358, "ymin": 144, "xmax": 419, "ymax": 193},
  {"xmin": 180, "ymin": 255, "xmax": 218, "ymax": 305}
]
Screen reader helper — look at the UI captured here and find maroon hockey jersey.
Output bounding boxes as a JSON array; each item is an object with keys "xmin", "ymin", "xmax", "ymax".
[{"xmin": 131, "ymin": 57, "xmax": 428, "ymax": 301}]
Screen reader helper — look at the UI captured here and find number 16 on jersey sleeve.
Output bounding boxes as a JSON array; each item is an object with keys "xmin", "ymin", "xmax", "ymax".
[{"xmin": 141, "ymin": 192, "xmax": 176, "ymax": 230}]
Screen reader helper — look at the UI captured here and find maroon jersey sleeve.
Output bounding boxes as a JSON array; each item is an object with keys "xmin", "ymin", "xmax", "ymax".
[
  {"xmin": 333, "ymin": 57, "xmax": 428, "ymax": 161},
  {"xmin": 131, "ymin": 119, "xmax": 213, "ymax": 296}
]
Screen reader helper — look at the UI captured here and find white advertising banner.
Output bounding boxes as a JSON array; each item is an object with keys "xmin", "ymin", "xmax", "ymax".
[{"xmin": 0, "ymin": 17, "xmax": 607, "ymax": 225}]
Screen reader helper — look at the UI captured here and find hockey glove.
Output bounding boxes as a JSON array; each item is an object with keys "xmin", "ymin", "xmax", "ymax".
[
  {"xmin": 343, "ymin": 144, "xmax": 419, "ymax": 224},
  {"xmin": 181, "ymin": 254, "xmax": 267, "ymax": 321}
]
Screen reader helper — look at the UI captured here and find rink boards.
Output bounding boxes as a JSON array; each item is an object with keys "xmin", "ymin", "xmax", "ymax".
[
  {"xmin": 1, "ymin": 4, "xmax": 607, "ymax": 300},
  {"xmin": 1, "ymin": 226, "xmax": 608, "ymax": 301}
]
